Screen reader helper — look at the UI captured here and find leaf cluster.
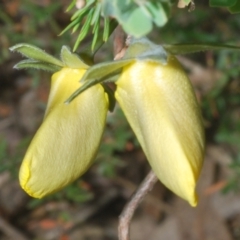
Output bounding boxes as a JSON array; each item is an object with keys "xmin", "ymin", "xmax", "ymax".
[
  {"xmin": 62, "ymin": 0, "xmax": 240, "ymax": 53},
  {"xmin": 62, "ymin": 0, "xmax": 172, "ymax": 52}
]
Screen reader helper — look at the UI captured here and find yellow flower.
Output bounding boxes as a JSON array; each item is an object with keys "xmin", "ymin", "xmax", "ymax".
[
  {"xmin": 19, "ymin": 68, "xmax": 108, "ymax": 198},
  {"xmin": 115, "ymin": 56, "xmax": 205, "ymax": 206}
]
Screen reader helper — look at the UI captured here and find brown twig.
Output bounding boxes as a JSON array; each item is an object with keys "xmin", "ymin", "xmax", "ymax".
[
  {"xmin": 118, "ymin": 170, "xmax": 158, "ymax": 240},
  {"xmin": 113, "ymin": 25, "xmax": 126, "ymax": 56},
  {"xmin": 113, "ymin": 26, "xmax": 132, "ymax": 60},
  {"xmin": 115, "ymin": 176, "xmax": 173, "ymax": 215}
]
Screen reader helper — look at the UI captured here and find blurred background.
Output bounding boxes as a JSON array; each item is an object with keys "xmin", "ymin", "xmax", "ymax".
[{"xmin": 1, "ymin": 0, "xmax": 240, "ymax": 239}]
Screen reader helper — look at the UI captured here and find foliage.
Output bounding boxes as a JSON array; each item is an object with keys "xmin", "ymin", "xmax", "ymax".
[
  {"xmin": 2, "ymin": 0, "xmax": 240, "ymax": 205},
  {"xmin": 61, "ymin": 0, "xmax": 240, "ymax": 52}
]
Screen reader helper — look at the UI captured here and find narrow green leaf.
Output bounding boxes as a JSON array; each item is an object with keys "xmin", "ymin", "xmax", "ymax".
[
  {"xmin": 91, "ymin": 19, "xmax": 118, "ymax": 53},
  {"xmin": 71, "ymin": 7, "xmax": 87, "ymax": 21},
  {"xmin": 92, "ymin": 17, "xmax": 99, "ymax": 33},
  {"xmin": 59, "ymin": 15, "xmax": 82, "ymax": 36},
  {"xmin": 103, "ymin": 17, "xmax": 110, "ymax": 42},
  {"xmin": 14, "ymin": 59, "xmax": 61, "ymax": 72},
  {"xmin": 71, "ymin": 0, "xmax": 95, "ymax": 20},
  {"xmin": 66, "ymin": 0, "xmax": 77, "ymax": 12},
  {"xmin": 91, "ymin": 2, "xmax": 101, "ymax": 25},
  {"xmin": 81, "ymin": 59, "xmax": 134, "ymax": 82},
  {"xmin": 163, "ymin": 43, "xmax": 240, "ymax": 55},
  {"xmin": 66, "ymin": 70, "xmax": 121, "ymax": 104},
  {"xmin": 78, "ymin": 19, "xmax": 118, "ymax": 54},
  {"xmin": 9, "ymin": 44, "xmax": 63, "ymax": 66},
  {"xmin": 60, "ymin": 46, "xmax": 89, "ymax": 68},
  {"xmin": 73, "ymin": 8, "xmax": 94, "ymax": 52},
  {"xmin": 145, "ymin": 2, "xmax": 169, "ymax": 27},
  {"xmin": 72, "ymin": 22, "xmax": 81, "ymax": 33},
  {"xmin": 72, "ymin": 11, "xmax": 89, "ymax": 34},
  {"xmin": 91, "ymin": 23, "xmax": 100, "ymax": 51},
  {"xmin": 65, "ymin": 78, "xmax": 98, "ymax": 103}
]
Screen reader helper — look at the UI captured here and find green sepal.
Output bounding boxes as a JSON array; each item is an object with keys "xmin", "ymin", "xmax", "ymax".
[
  {"xmin": 60, "ymin": 46, "xmax": 89, "ymax": 69},
  {"xmin": 102, "ymin": 83, "xmax": 116, "ymax": 112},
  {"xmin": 81, "ymin": 59, "xmax": 134, "ymax": 82},
  {"xmin": 66, "ymin": 59, "xmax": 132, "ymax": 103},
  {"xmin": 75, "ymin": 38, "xmax": 169, "ymax": 99},
  {"xmin": 13, "ymin": 59, "xmax": 62, "ymax": 72},
  {"xmin": 65, "ymin": 70, "xmax": 121, "ymax": 104},
  {"xmin": 9, "ymin": 44, "xmax": 63, "ymax": 67},
  {"xmin": 163, "ymin": 43, "xmax": 240, "ymax": 55},
  {"xmin": 123, "ymin": 38, "xmax": 168, "ymax": 65}
]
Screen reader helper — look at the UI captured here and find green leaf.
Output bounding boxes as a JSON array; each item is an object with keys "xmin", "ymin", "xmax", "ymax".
[
  {"xmin": 103, "ymin": 17, "xmax": 110, "ymax": 42},
  {"xmin": 66, "ymin": 70, "xmax": 122, "ymax": 104},
  {"xmin": 13, "ymin": 59, "xmax": 61, "ymax": 72},
  {"xmin": 145, "ymin": 2, "xmax": 169, "ymax": 27},
  {"xmin": 91, "ymin": 2, "xmax": 101, "ymax": 25},
  {"xmin": 72, "ymin": 22, "xmax": 81, "ymax": 34},
  {"xmin": 92, "ymin": 19, "xmax": 118, "ymax": 53},
  {"xmin": 10, "ymin": 44, "xmax": 63, "ymax": 66},
  {"xmin": 66, "ymin": 0, "xmax": 77, "ymax": 12},
  {"xmin": 122, "ymin": 6, "xmax": 152, "ymax": 38},
  {"xmin": 228, "ymin": 0, "xmax": 240, "ymax": 13},
  {"xmin": 91, "ymin": 22, "xmax": 100, "ymax": 51},
  {"xmin": 59, "ymin": 15, "xmax": 83, "ymax": 36},
  {"xmin": 73, "ymin": 8, "xmax": 94, "ymax": 52},
  {"xmin": 71, "ymin": 0, "xmax": 95, "ymax": 20},
  {"xmin": 102, "ymin": 0, "xmax": 151, "ymax": 37},
  {"xmin": 81, "ymin": 59, "xmax": 134, "ymax": 82},
  {"xmin": 209, "ymin": 0, "xmax": 237, "ymax": 7},
  {"xmin": 60, "ymin": 46, "xmax": 89, "ymax": 68},
  {"xmin": 102, "ymin": 0, "xmax": 170, "ymax": 37},
  {"xmin": 163, "ymin": 43, "xmax": 240, "ymax": 55},
  {"xmin": 78, "ymin": 19, "xmax": 118, "ymax": 54}
]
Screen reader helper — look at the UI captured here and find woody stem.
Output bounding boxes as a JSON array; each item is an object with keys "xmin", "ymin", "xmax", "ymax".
[{"xmin": 118, "ymin": 170, "xmax": 158, "ymax": 240}]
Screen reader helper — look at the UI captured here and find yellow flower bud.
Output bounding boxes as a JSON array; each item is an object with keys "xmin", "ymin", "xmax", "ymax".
[
  {"xmin": 19, "ymin": 68, "xmax": 108, "ymax": 198},
  {"xmin": 115, "ymin": 56, "xmax": 205, "ymax": 206}
]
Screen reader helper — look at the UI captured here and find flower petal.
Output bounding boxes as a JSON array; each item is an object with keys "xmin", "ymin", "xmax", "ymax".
[
  {"xmin": 19, "ymin": 68, "xmax": 108, "ymax": 198},
  {"xmin": 115, "ymin": 56, "xmax": 204, "ymax": 206}
]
